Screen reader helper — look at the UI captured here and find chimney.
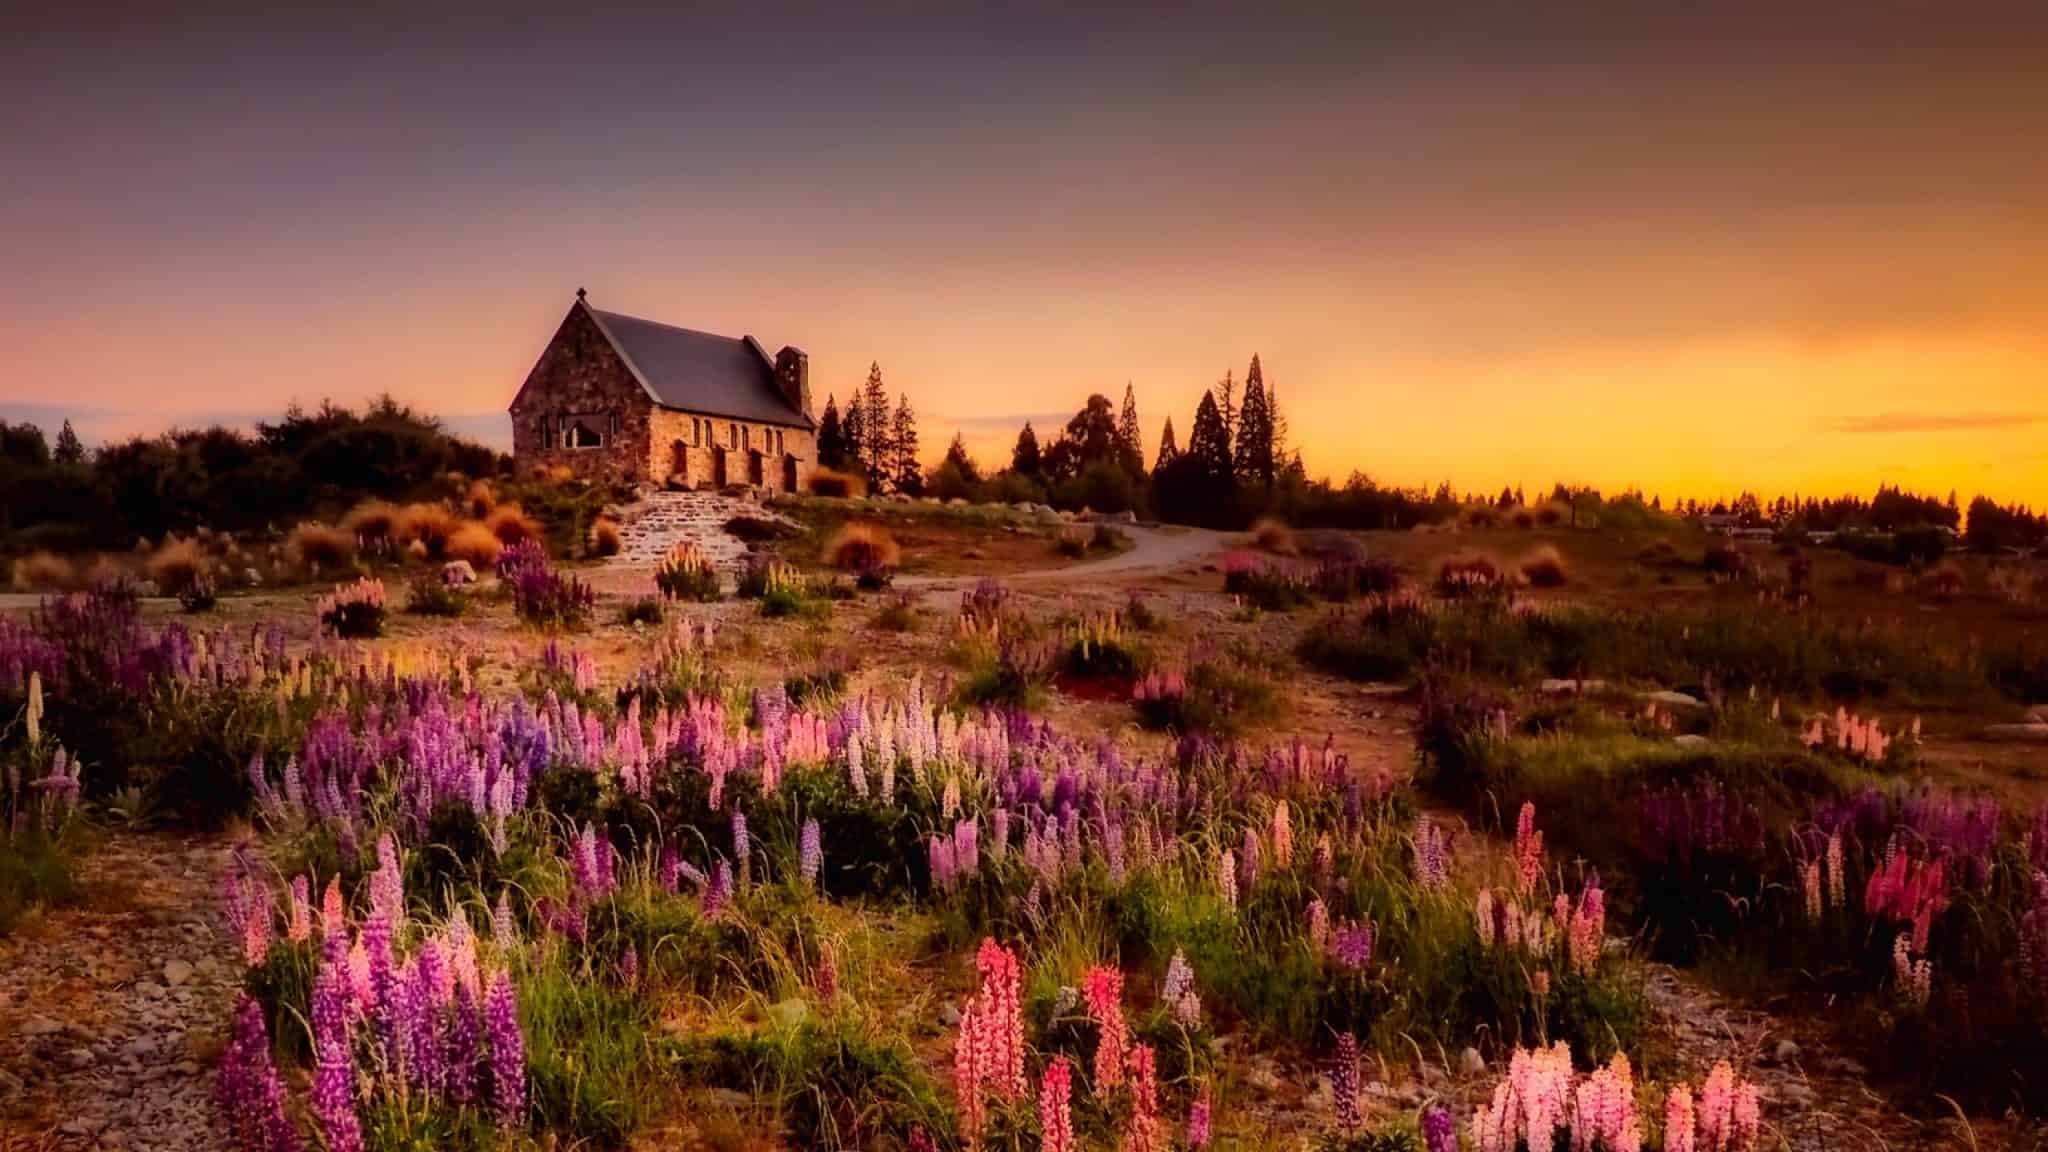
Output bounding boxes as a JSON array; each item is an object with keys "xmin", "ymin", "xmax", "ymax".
[{"xmin": 774, "ymin": 346, "xmax": 811, "ymax": 421}]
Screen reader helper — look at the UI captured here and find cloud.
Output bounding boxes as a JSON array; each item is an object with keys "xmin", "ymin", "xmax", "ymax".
[{"xmin": 1835, "ymin": 411, "xmax": 2045, "ymax": 434}]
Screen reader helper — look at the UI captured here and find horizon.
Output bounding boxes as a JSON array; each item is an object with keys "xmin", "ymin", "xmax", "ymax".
[{"xmin": 6, "ymin": 5, "xmax": 2048, "ymax": 506}]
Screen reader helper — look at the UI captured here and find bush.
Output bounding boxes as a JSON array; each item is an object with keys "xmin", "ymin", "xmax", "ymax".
[
  {"xmin": 486, "ymin": 502, "xmax": 541, "ymax": 546},
  {"xmin": 655, "ymin": 543, "xmax": 721, "ymax": 602},
  {"xmin": 404, "ymin": 570, "xmax": 468, "ymax": 617},
  {"xmin": 512, "ymin": 563, "xmax": 594, "ymax": 629},
  {"xmin": 317, "ymin": 577, "xmax": 387, "ymax": 638},
  {"xmin": 618, "ymin": 595, "xmax": 664, "ymax": 627},
  {"xmin": 464, "ymin": 478, "xmax": 497, "ymax": 518},
  {"xmin": 724, "ymin": 515, "xmax": 799, "ymax": 543},
  {"xmin": 1055, "ymin": 525, "xmax": 1091, "ymax": 557},
  {"xmin": 807, "ymin": 467, "xmax": 866, "ymax": 498},
  {"xmin": 395, "ymin": 502, "xmax": 458, "ymax": 557},
  {"xmin": 10, "ymin": 550, "xmax": 77, "ymax": 591},
  {"xmin": 341, "ymin": 499, "xmax": 400, "ymax": 554},
  {"xmin": 177, "ymin": 572, "xmax": 218, "ymax": 614},
  {"xmin": 286, "ymin": 521, "xmax": 356, "ymax": 574},
  {"xmin": 586, "ymin": 516, "xmax": 623, "ymax": 558},
  {"xmin": 1250, "ymin": 516, "xmax": 1297, "ymax": 555},
  {"xmin": 144, "ymin": 537, "xmax": 206, "ymax": 596},
  {"xmin": 444, "ymin": 520, "xmax": 505, "ymax": 568},
  {"xmin": 1517, "ymin": 544, "xmax": 1568, "ymax": 588},
  {"xmin": 822, "ymin": 523, "xmax": 899, "ymax": 582},
  {"xmin": 871, "ymin": 592, "xmax": 921, "ymax": 632},
  {"xmin": 1435, "ymin": 552, "xmax": 1509, "ymax": 598}
]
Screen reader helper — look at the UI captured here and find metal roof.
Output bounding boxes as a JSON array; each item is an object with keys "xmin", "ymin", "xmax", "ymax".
[{"xmin": 583, "ymin": 302, "xmax": 812, "ymax": 429}]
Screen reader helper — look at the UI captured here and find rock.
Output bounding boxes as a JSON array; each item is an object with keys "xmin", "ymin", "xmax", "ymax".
[
  {"xmin": 1772, "ymin": 1038, "xmax": 1801, "ymax": 1065},
  {"xmin": 22, "ymin": 1013, "xmax": 65, "ymax": 1036},
  {"xmin": 65, "ymin": 1045, "xmax": 97, "ymax": 1069},
  {"xmin": 135, "ymin": 980, "xmax": 166, "ymax": 1000},
  {"xmin": 1674, "ymin": 734, "xmax": 1711, "ymax": 747},
  {"xmin": 1643, "ymin": 689, "xmax": 1702, "ymax": 708},
  {"xmin": 243, "ymin": 567, "xmax": 262, "ymax": 587},
  {"xmin": 938, "ymin": 1003, "xmax": 961, "ymax": 1027},
  {"xmin": 1459, "ymin": 1046, "xmax": 1486, "ymax": 1075},
  {"xmin": 162, "ymin": 959, "xmax": 194, "ymax": 987},
  {"xmin": 1246, "ymin": 1058, "xmax": 1283, "ymax": 1093}
]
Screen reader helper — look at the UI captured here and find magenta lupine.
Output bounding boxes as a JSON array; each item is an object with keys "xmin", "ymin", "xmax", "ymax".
[
  {"xmin": 1186, "ymin": 1081, "xmax": 1213, "ymax": 1149},
  {"xmin": 1331, "ymin": 1032, "xmax": 1361, "ymax": 1133},
  {"xmin": 731, "ymin": 809, "xmax": 750, "ymax": 883},
  {"xmin": 1415, "ymin": 815, "xmax": 1450, "ymax": 892},
  {"xmin": 1039, "ymin": 1056, "xmax": 1076, "ymax": 1152},
  {"xmin": 703, "ymin": 859, "xmax": 732, "ymax": 919},
  {"xmin": 1421, "ymin": 1104, "xmax": 1455, "ymax": 1152},
  {"xmin": 484, "ymin": 969, "xmax": 527, "ymax": 1129},
  {"xmin": 445, "ymin": 979, "xmax": 481, "ymax": 1106},
  {"xmin": 1331, "ymin": 921, "xmax": 1376, "ymax": 971},
  {"xmin": 1514, "ymin": 801, "xmax": 1544, "ymax": 893},
  {"xmin": 799, "ymin": 818, "xmax": 822, "ymax": 887},
  {"xmin": 217, "ymin": 993, "xmax": 303, "ymax": 1152},
  {"xmin": 309, "ymin": 940, "xmax": 363, "ymax": 1152}
]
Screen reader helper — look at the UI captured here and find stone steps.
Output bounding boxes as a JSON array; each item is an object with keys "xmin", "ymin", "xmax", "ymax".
[{"xmin": 609, "ymin": 490, "xmax": 796, "ymax": 570}]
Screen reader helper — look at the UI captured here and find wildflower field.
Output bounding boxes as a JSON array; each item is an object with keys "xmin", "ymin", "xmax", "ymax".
[{"xmin": 3, "ymin": 521, "xmax": 2048, "ymax": 1151}]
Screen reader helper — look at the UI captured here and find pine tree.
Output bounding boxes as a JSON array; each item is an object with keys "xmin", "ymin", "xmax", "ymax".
[
  {"xmin": 1011, "ymin": 423, "xmax": 1042, "ymax": 477},
  {"xmin": 1117, "ymin": 383, "xmax": 1144, "ymax": 475},
  {"xmin": 1154, "ymin": 418, "xmax": 1179, "ymax": 470},
  {"xmin": 817, "ymin": 396, "xmax": 846, "ymax": 468},
  {"xmin": 842, "ymin": 393, "xmax": 866, "ymax": 474},
  {"xmin": 1266, "ymin": 377, "xmax": 1288, "ymax": 465},
  {"xmin": 1216, "ymin": 370, "xmax": 1237, "ymax": 455},
  {"xmin": 1233, "ymin": 355, "xmax": 1275, "ymax": 489},
  {"xmin": 891, "ymin": 395, "xmax": 922, "ymax": 496},
  {"xmin": 53, "ymin": 419, "xmax": 85, "ymax": 467},
  {"xmin": 1187, "ymin": 391, "xmax": 1233, "ymax": 482},
  {"xmin": 859, "ymin": 362, "xmax": 892, "ymax": 490}
]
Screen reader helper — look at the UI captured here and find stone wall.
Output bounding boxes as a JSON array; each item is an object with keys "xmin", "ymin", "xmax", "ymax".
[
  {"xmin": 508, "ymin": 305, "xmax": 653, "ymax": 484},
  {"xmin": 646, "ymin": 408, "xmax": 816, "ymax": 493}
]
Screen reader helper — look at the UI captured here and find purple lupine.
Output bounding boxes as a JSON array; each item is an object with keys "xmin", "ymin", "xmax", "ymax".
[
  {"xmin": 1331, "ymin": 1032, "xmax": 1360, "ymax": 1134},
  {"xmin": 799, "ymin": 819, "xmax": 822, "ymax": 887},
  {"xmin": 484, "ymin": 970, "xmax": 527, "ymax": 1129},
  {"xmin": 409, "ymin": 941, "xmax": 447, "ymax": 1097},
  {"xmin": 704, "ymin": 859, "xmax": 732, "ymax": 919},
  {"xmin": 1421, "ymin": 1103, "xmax": 1456, "ymax": 1152},
  {"xmin": 731, "ymin": 809, "xmax": 750, "ymax": 882},
  {"xmin": 659, "ymin": 844, "xmax": 682, "ymax": 893},
  {"xmin": 492, "ymin": 891, "xmax": 518, "ymax": 956},
  {"xmin": 217, "ymin": 993, "xmax": 303, "ymax": 1152},
  {"xmin": 444, "ymin": 980, "xmax": 481, "ymax": 1106},
  {"xmin": 1331, "ymin": 921, "xmax": 1376, "ymax": 971},
  {"xmin": 310, "ymin": 939, "xmax": 363, "ymax": 1152}
]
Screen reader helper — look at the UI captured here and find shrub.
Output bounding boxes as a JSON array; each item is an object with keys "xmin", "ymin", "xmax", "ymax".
[
  {"xmin": 587, "ymin": 516, "xmax": 623, "ymax": 558},
  {"xmin": 177, "ymin": 572, "xmax": 218, "ymax": 614},
  {"xmin": 395, "ymin": 502, "xmax": 458, "ymax": 557},
  {"xmin": 143, "ymin": 536, "xmax": 208, "ymax": 596},
  {"xmin": 1222, "ymin": 552, "xmax": 1313, "ymax": 610},
  {"xmin": 1055, "ymin": 525, "xmax": 1091, "ymax": 557},
  {"xmin": 11, "ymin": 551, "xmax": 76, "ymax": 591},
  {"xmin": 403, "ymin": 570, "xmax": 467, "ymax": 617},
  {"xmin": 871, "ymin": 592, "xmax": 921, "ymax": 632},
  {"xmin": 317, "ymin": 577, "xmax": 387, "ymax": 638},
  {"xmin": 286, "ymin": 521, "xmax": 356, "ymax": 574},
  {"xmin": 1435, "ymin": 552, "xmax": 1508, "ymax": 598},
  {"xmin": 1518, "ymin": 544, "xmax": 1568, "ymax": 588},
  {"xmin": 485, "ymin": 501, "xmax": 540, "ymax": 546},
  {"xmin": 1131, "ymin": 653, "xmax": 1280, "ymax": 735},
  {"xmin": 618, "ymin": 595, "xmax": 664, "ymax": 627},
  {"xmin": 513, "ymin": 564, "xmax": 594, "ymax": 629},
  {"xmin": 464, "ymin": 478, "xmax": 497, "ymax": 518},
  {"xmin": 340, "ymin": 499, "xmax": 399, "ymax": 553},
  {"xmin": 1702, "ymin": 542, "xmax": 1750, "ymax": 580},
  {"xmin": 655, "ymin": 543, "xmax": 721, "ymax": 602},
  {"xmin": 822, "ymin": 523, "xmax": 899, "ymax": 582},
  {"xmin": 724, "ymin": 515, "xmax": 799, "ymax": 543},
  {"xmin": 807, "ymin": 467, "xmax": 866, "ymax": 498},
  {"xmin": 445, "ymin": 520, "xmax": 505, "ymax": 568},
  {"xmin": 1250, "ymin": 516, "xmax": 1297, "ymax": 555},
  {"xmin": 1090, "ymin": 523, "xmax": 1128, "ymax": 552}
]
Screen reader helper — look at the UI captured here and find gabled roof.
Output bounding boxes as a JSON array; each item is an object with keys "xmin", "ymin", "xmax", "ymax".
[{"xmin": 580, "ymin": 299, "xmax": 812, "ymax": 429}]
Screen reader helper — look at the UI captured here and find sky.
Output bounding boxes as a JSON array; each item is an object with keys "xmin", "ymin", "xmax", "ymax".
[{"xmin": 4, "ymin": 3, "xmax": 2047, "ymax": 506}]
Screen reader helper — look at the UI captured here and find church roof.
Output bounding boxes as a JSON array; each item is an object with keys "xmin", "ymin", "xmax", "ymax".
[{"xmin": 581, "ymin": 299, "xmax": 811, "ymax": 429}]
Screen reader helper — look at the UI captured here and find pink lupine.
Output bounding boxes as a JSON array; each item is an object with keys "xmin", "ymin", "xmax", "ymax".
[
  {"xmin": 1567, "ymin": 877, "xmax": 1605, "ymax": 977},
  {"xmin": 1514, "ymin": 801, "xmax": 1544, "ymax": 893},
  {"xmin": 1082, "ymin": 965, "xmax": 1128, "ymax": 1091},
  {"xmin": 1125, "ymin": 1043, "xmax": 1162, "ymax": 1152},
  {"xmin": 1186, "ymin": 1081, "xmax": 1213, "ymax": 1149},
  {"xmin": 1414, "ymin": 815, "xmax": 1450, "ymax": 892},
  {"xmin": 1665, "ymin": 1082, "xmax": 1696, "ymax": 1152},
  {"xmin": 1698, "ymin": 1061, "xmax": 1734, "ymax": 1150},
  {"xmin": 1331, "ymin": 1032, "xmax": 1361, "ymax": 1133},
  {"xmin": 1731, "ymin": 1080, "xmax": 1761, "ymax": 1151},
  {"xmin": 973, "ymin": 938, "xmax": 1026, "ymax": 1099},
  {"xmin": 287, "ymin": 875, "xmax": 313, "ymax": 944},
  {"xmin": 321, "ymin": 877, "xmax": 346, "ymax": 937},
  {"xmin": 1039, "ymin": 1056, "xmax": 1076, "ymax": 1152},
  {"xmin": 1270, "ymin": 800, "xmax": 1293, "ymax": 868},
  {"xmin": 954, "ymin": 1000, "xmax": 989, "ymax": 1150},
  {"xmin": 1307, "ymin": 898, "xmax": 1331, "ymax": 952},
  {"xmin": 1217, "ymin": 848, "xmax": 1238, "ymax": 908}
]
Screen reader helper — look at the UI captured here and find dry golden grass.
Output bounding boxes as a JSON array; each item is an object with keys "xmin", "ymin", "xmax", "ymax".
[
  {"xmin": 807, "ymin": 466, "xmax": 866, "ymax": 499},
  {"xmin": 1517, "ymin": 544, "xmax": 1569, "ymax": 588},
  {"xmin": 465, "ymin": 479, "xmax": 498, "ymax": 519},
  {"xmin": 588, "ymin": 516, "xmax": 623, "ymax": 558},
  {"xmin": 84, "ymin": 554, "xmax": 132, "ymax": 588},
  {"xmin": 147, "ymin": 536, "xmax": 210, "ymax": 595},
  {"xmin": 1249, "ymin": 516, "xmax": 1297, "ymax": 555},
  {"xmin": 486, "ymin": 503, "xmax": 540, "ymax": 546},
  {"xmin": 823, "ymin": 521, "xmax": 900, "ymax": 572},
  {"xmin": 445, "ymin": 520, "xmax": 505, "ymax": 568},
  {"xmin": 11, "ymin": 550, "xmax": 77, "ymax": 591},
  {"xmin": 288, "ymin": 522, "xmax": 357, "ymax": 573},
  {"xmin": 341, "ymin": 500, "xmax": 400, "ymax": 550},
  {"xmin": 395, "ymin": 502, "xmax": 458, "ymax": 557}
]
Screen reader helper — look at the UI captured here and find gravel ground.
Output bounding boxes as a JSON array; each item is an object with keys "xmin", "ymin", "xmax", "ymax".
[{"xmin": 0, "ymin": 834, "xmax": 238, "ymax": 1152}]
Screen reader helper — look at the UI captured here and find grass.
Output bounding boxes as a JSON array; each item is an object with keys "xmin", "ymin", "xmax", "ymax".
[{"xmin": 0, "ymin": 825, "xmax": 83, "ymax": 935}]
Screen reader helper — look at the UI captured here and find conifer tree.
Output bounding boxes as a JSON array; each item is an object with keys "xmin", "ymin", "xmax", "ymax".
[
  {"xmin": 1216, "ymin": 370, "xmax": 1237, "ymax": 455},
  {"xmin": 1117, "ymin": 383, "xmax": 1144, "ymax": 476},
  {"xmin": 53, "ymin": 419, "xmax": 85, "ymax": 467},
  {"xmin": 891, "ymin": 394, "xmax": 922, "ymax": 496},
  {"xmin": 842, "ymin": 393, "xmax": 865, "ymax": 474},
  {"xmin": 1187, "ymin": 391, "xmax": 1233, "ymax": 482},
  {"xmin": 1012, "ymin": 422, "xmax": 1042, "ymax": 477},
  {"xmin": 858, "ymin": 362, "xmax": 892, "ymax": 490},
  {"xmin": 1233, "ymin": 354, "xmax": 1275, "ymax": 489},
  {"xmin": 816, "ymin": 396, "xmax": 847, "ymax": 468},
  {"xmin": 1154, "ymin": 418, "xmax": 1179, "ymax": 470}
]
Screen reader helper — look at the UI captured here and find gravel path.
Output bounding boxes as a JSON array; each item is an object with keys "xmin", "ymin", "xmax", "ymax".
[{"xmin": 0, "ymin": 833, "xmax": 237, "ymax": 1152}]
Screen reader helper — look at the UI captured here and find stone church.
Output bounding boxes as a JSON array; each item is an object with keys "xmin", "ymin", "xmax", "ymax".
[{"xmin": 508, "ymin": 289, "xmax": 816, "ymax": 491}]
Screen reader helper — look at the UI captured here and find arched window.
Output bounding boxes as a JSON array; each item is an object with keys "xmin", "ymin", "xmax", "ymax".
[
  {"xmin": 729, "ymin": 423, "xmax": 739, "ymax": 449},
  {"xmin": 567, "ymin": 420, "xmax": 602, "ymax": 449}
]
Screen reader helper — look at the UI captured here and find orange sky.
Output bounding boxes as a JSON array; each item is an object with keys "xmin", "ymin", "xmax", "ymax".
[{"xmin": 3, "ymin": 6, "xmax": 2045, "ymax": 507}]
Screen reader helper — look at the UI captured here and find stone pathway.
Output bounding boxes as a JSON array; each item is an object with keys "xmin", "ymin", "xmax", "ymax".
[
  {"xmin": 609, "ymin": 489, "xmax": 794, "ymax": 569},
  {"xmin": 0, "ymin": 834, "xmax": 238, "ymax": 1152}
]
